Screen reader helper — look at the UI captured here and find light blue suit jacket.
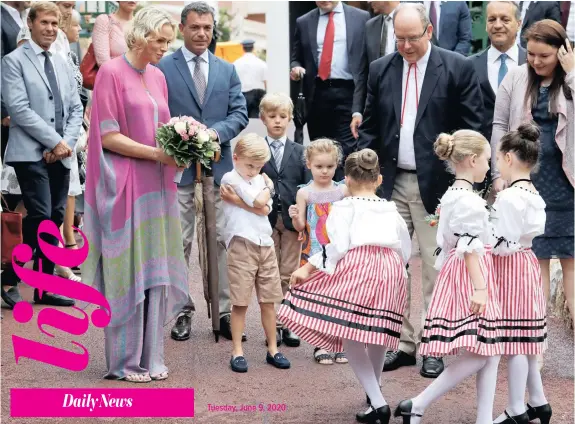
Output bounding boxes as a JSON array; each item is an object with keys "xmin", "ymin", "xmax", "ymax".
[
  {"xmin": 157, "ymin": 49, "xmax": 248, "ymax": 186},
  {"xmin": 1, "ymin": 41, "xmax": 83, "ymax": 169}
]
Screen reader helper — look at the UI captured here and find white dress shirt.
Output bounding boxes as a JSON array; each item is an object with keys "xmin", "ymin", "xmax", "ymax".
[
  {"xmin": 316, "ymin": 1, "xmax": 352, "ymax": 80},
  {"xmin": 234, "ymin": 52, "xmax": 267, "ymax": 92},
  {"xmin": 220, "ymin": 170, "xmax": 274, "ymax": 248},
  {"xmin": 487, "ymin": 44, "xmax": 519, "ymax": 94},
  {"xmin": 566, "ymin": 1, "xmax": 575, "ymax": 41},
  {"xmin": 398, "ymin": 42, "xmax": 432, "ymax": 171},
  {"xmin": 28, "ymin": 39, "xmax": 59, "ymax": 89},
  {"xmin": 424, "ymin": 1, "xmax": 441, "ymax": 39},
  {"xmin": 381, "ymin": 10, "xmax": 397, "ymax": 56},
  {"xmin": 1, "ymin": 3, "xmax": 24, "ymax": 27},
  {"xmin": 181, "ymin": 45, "xmax": 209, "ymax": 85}
]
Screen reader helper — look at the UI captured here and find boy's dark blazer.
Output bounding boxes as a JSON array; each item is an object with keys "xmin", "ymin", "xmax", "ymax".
[{"xmin": 261, "ymin": 138, "xmax": 310, "ymax": 232}]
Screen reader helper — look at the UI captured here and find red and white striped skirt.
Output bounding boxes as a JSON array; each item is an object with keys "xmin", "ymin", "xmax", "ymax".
[
  {"xmin": 493, "ymin": 249, "xmax": 547, "ymax": 355},
  {"xmin": 419, "ymin": 247, "xmax": 503, "ymax": 357},
  {"xmin": 277, "ymin": 246, "xmax": 407, "ymax": 353}
]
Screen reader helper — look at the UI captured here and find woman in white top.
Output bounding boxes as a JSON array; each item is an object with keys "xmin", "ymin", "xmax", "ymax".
[
  {"xmin": 491, "ymin": 124, "xmax": 551, "ymax": 424},
  {"xmin": 278, "ymin": 149, "xmax": 411, "ymax": 424},
  {"xmin": 395, "ymin": 131, "xmax": 502, "ymax": 424}
]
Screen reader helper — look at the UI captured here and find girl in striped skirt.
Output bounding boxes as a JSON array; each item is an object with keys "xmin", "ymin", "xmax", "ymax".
[
  {"xmin": 491, "ymin": 124, "xmax": 551, "ymax": 424},
  {"xmin": 278, "ymin": 149, "xmax": 411, "ymax": 424},
  {"xmin": 395, "ymin": 131, "xmax": 502, "ymax": 424}
]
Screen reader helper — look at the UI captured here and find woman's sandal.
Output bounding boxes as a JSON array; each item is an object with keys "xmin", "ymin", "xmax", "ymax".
[
  {"xmin": 123, "ymin": 373, "xmax": 151, "ymax": 383},
  {"xmin": 313, "ymin": 347, "xmax": 334, "ymax": 365},
  {"xmin": 334, "ymin": 352, "xmax": 348, "ymax": 364},
  {"xmin": 150, "ymin": 371, "xmax": 168, "ymax": 381},
  {"xmin": 55, "ymin": 264, "xmax": 82, "ymax": 282},
  {"xmin": 65, "ymin": 244, "xmax": 81, "ymax": 272}
]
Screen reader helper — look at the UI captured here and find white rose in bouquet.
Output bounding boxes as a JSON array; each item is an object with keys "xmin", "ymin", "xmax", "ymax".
[
  {"xmin": 173, "ymin": 121, "xmax": 187, "ymax": 136},
  {"xmin": 196, "ymin": 130, "xmax": 211, "ymax": 145}
]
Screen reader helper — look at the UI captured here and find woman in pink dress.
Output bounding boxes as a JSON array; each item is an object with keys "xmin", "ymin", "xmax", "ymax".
[
  {"xmin": 92, "ymin": 1, "xmax": 137, "ymax": 66},
  {"xmin": 83, "ymin": 6, "xmax": 188, "ymax": 383}
]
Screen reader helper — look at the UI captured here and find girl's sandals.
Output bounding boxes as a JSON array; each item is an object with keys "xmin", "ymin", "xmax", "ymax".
[
  {"xmin": 313, "ymin": 347, "xmax": 333, "ymax": 365},
  {"xmin": 150, "ymin": 371, "xmax": 168, "ymax": 381},
  {"xmin": 65, "ymin": 244, "xmax": 81, "ymax": 272},
  {"xmin": 55, "ymin": 264, "xmax": 82, "ymax": 282},
  {"xmin": 123, "ymin": 373, "xmax": 151, "ymax": 383},
  {"xmin": 334, "ymin": 352, "xmax": 348, "ymax": 364}
]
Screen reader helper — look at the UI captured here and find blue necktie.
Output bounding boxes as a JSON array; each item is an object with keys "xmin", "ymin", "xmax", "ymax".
[
  {"xmin": 498, "ymin": 53, "xmax": 508, "ymax": 87},
  {"xmin": 42, "ymin": 51, "xmax": 63, "ymax": 136}
]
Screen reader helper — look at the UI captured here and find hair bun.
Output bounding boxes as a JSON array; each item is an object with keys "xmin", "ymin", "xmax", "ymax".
[
  {"xmin": 434, "ymin": 133, "xmax": 455, "ymax": 161},
  {"xmin": 357, "ymin": 149, "xmax": 378, "ymax": 170},
  {"xmin": 517, "ymin": 123, "xmax": 540, "ymax": 143}
]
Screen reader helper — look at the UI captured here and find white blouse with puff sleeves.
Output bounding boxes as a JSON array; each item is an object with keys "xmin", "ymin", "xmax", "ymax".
[
  {"xmin": 308, "ymin": 197, "xmax": 411, "ymax": 275},
  {"xmin": 490, "ymin": 186, "xmax": 546, "ymax": 256},
  {"xmin": 435, "ymin": 188, "xmax": 491, "ymax": 270}
]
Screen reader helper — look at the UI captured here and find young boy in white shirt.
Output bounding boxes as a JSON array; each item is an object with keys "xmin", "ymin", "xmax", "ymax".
[{"xmin": 220, "ymin": 133, "xmax": 291, "ymax": 373}]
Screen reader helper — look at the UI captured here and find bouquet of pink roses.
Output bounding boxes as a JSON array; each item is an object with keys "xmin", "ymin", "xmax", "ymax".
[{"xmin": 156, "ymin": 116, "xmax": 220, "ymax": 183}]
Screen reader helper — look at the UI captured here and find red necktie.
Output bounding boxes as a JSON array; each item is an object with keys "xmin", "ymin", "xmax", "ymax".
[{"xmin": 318, "ymin": 12, "xmax": 335, "ymax": 80}]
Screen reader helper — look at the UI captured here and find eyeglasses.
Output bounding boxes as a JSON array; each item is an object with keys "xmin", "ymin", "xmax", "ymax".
[{"xmin": 395, "ymin": 28, "xmax": 428, "ymax": 45}]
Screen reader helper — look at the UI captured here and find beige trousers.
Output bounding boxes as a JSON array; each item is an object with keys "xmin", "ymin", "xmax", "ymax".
[
  {"xmin": 392, "ymin": 172, "xmax": 439, "ymax": 356},
  {"xmin": 272, "ymin": 215, "xmax": 302, "ymax": 327}
]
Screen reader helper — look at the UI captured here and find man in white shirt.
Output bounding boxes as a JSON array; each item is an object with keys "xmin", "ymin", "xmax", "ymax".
[
  {"xmin": 468, "ymin": 1, "xmax": 527, "ymax": 196},
  {"xmin": 233, "ymin": 39, "xmax": 267, "ymax": 118},
  {"xmin": 358, "ymin": 2, "xmax": 483, "ymax": 378}
]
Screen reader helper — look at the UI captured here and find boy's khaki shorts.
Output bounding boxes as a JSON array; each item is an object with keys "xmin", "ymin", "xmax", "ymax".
[{"xmin": 227, "ymin": 236, "xmax": 283, "ymax": 306}]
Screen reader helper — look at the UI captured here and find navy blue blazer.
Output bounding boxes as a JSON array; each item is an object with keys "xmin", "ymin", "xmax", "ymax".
[
  {"xmin": 157, "ymin": 49, "xmax": 248, "ymax": 185},
  {"xmin": 434, "ymin": 1, "xmax": 472, "ymax": 56}
]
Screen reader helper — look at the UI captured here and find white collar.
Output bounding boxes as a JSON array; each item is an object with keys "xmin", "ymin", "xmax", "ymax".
[
  {"xmin": 403, "ymin": 42, "xmax": 432, "ymax": 70},
  {"xmin": 181, "ymin": 45, "xmax": 210, "ymax": 63},
  {"xmin": 28, "ymin": 39, "xmax": 54, "ymax": 56},
  {"xmin": 320, "ymin": 1, "xmax": 343, "ymax": 15},
  {"xmin": 488, "ymin": 44, "xmax": 519, "ymax": 64},
  {"xmin": 267, "ymin": 136, "xmax": 287, "ymax": 145}
]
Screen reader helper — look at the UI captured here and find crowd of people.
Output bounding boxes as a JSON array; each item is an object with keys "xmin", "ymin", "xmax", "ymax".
[{"xmin": 0, "ymin": 1, "xmax": 573, "ymax": 423}]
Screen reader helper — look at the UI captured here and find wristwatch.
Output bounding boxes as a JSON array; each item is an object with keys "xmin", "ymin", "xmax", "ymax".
[{"xmin": 264, "ymin": 185, "xmax": 275, "ymax": 196}]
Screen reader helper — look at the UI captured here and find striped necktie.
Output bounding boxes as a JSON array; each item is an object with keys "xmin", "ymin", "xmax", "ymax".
[
  {"xmin": 271, "ymin": 140, "xmax": 283, "ymax": 169},
  {"xmin": 193, "ymin": 56, "xmax": 206, "ymax": 104}
]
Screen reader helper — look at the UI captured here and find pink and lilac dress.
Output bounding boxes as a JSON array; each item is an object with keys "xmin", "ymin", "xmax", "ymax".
[{"xmin": 82, "ymin": 55, "xmax": 188, "ymax": 378}]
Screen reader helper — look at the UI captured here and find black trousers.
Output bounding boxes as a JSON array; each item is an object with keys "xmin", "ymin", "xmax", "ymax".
[
  {"xmin": 243, "ymin": 89, "xmax": 266, "ymax": 118},
  {"xmin": 1, "ymin": 125, "xmax": 9, "ymax": 162},
  {"xmin": 10, "ymin": 160, "xmax": 70, "ymax": 279},
  {"xmin": 306, "ymin": 80, "xmax": 355, "ymax": 180}
]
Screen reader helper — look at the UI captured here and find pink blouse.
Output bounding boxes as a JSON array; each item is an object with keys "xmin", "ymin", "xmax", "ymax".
[{"xmin": 92, "ymin": 14, "xmax": 128, "ymax": 66}]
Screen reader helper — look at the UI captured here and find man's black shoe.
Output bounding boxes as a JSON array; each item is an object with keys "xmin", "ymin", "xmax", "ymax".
[
  {"xmin": 420, "ymin": 356, "xmax": 444, "ymax": 378},
  {"xmin": 171, "ymin": 314, "xmax": 192, "ymax": 341},
  {"xmin": 34, "ymin": 290, "xmax": 75, "ymax": 307},
  {"xmin": 1, "ymin": 286, "xmax": 23, "ymax": 309},
  {"xmin": 382, "ymin": 350, "xmax": 416, "ymax": 372},
  {"xmin": 220, "ymin": 314, "xmax": 247, "ymax": 342}
]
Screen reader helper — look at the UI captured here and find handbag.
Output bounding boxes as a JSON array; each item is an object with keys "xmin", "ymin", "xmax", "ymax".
[
  {"xmin": 80, "ymin": 15, "xmax": 112, "ymax": 90},
  {"xmin": 1, "ymin": 195, "xmax": 23, "ymax": 268},
  {"xmin": 80, "ymin": 43, "xmax": 98, "ymax": 90}
]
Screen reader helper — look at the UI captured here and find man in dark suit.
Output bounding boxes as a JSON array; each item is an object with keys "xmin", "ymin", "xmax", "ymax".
[
  {"xmin": 365, "ymin": 1, "xmax": 400, "ymax": 64},
  {"xmin": 424, "ymin": 1, "xmax": 472, "ymax": 56},
  {"xmin": 1, "ymin": 1, "xmax": 30, "ymax": 160},
  {"xmin": 519, "ymin": 1, "xmax": 562, "ymax": 47},
  {"xmin": 469, "ymin": 1, "xmax": 527, "ymax": 197},
  {"xmin": 358, "ymin": 2, "xmax": 483, "ymax": 378},
  {"xmin": 290, "ymin": 1, "xmax": 369, "ymax": 174},
  {"xmin": 157, "ymin": 2, "xmax": 248, "ymax": 343}
]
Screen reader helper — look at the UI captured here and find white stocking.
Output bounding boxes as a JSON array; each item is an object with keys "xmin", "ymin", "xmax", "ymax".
[
  {"xmin": 342, "ymin": 339, "xmax": 387, "ymax": 410},
  {"xmin": 476, "ymin": 355, "xmax": 501, "ymax": 424},
  {"xmin": 409, "ymin": 351, "xmax": 489, "ymax": 424},
  {"xmin": 493, "ymin": 355, "xmax": 528, "ymax": 423},
  {"xmin": 526, "ymin": 355, "xmax": 547, "ymax": 407},
  {"xmin": 367, "ymin": 344, "xmax": 387, "ymax": 386}
]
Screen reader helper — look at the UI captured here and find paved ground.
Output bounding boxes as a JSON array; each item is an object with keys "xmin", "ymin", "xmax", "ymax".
[{"xmin": 1, "ymin": 238, "xmax": 573, "ymax": 424}]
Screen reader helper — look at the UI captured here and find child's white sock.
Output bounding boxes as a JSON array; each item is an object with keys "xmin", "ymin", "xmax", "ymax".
[
  {"xmin": 476, "ymin": 355, "xmax": 501, "ymax": 424},
  {"xmin": 342, "ymin": 339, "xmax": 387, "ymax": 410},
  {"xmin": 526, "ymin": 354, "xmax": 548, "ymax": 407}
]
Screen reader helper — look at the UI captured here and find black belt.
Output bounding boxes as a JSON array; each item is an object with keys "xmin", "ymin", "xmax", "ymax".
[
  {"xmin": 398, "ymin": 168, "xmax": 417, "ymax": 174},
  {"xmin": 315, "ymin": 78, "xmax": 354, "ymax": 89}
]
